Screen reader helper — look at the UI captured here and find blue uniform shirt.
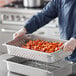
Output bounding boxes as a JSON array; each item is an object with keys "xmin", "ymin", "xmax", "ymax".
[{"xmin": 24, "ymin": 0, "xmax": 76, "ymax": 62}]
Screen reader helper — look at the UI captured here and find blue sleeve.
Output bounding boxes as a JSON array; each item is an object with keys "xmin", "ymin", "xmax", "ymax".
[
  {"xmin": 24, "ymin": 0, "xmax": 58, "ymax": 33},
  {"xmin": 73, "ymin": 33, "xmax": 76, "ymax": 39}
]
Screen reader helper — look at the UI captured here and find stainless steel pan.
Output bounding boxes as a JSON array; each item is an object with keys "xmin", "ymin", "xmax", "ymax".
[
  {"xmin": 23, "ymin": 0, "xmax": 44, "ymax": 7},
  {"xmin": 3, "ymin": 34, "xmax": 72, "ymax": 63}
]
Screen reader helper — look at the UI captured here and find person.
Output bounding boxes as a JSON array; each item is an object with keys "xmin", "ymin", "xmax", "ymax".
[{"xmin": 13, "ymin": 0, "xmax": 76, "ymax": 62}]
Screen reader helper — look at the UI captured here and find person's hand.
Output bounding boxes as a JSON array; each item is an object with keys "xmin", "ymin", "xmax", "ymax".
[
  {"xmin": 63, "ymin": 38, "xmax": 76, "ymax": 51},
  {"xmin": 13, "ymin": 28, "xmax": 27, "ymax": 39}
]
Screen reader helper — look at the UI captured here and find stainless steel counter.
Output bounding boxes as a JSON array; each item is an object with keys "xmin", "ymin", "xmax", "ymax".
[{"xmin": 0, "ymin": 54, "xmax": 76, "ymax": 76}]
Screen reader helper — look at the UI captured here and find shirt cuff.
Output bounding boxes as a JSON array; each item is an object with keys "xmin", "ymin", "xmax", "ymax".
[{"xmin": 24, "ymin": 25, "xmax": 32, "ymax": 34}]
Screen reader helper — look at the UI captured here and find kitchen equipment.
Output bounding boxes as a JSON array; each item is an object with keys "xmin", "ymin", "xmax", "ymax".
[
  {"xmin": 4, "ymin": 34, "xmax": 72, "ymax": 63},
  {"xmin": 0, "ymin": 0, "xmax": 50, "ymax": 25},
  {"xmin": 5, "ymin": 56, "xmax": 72, "ymax": 76},
  {"xmin": 0, "ymin": 8, "xmax": 41, "ymax": 25},
  {"xmin": 23, "ymin": 0, "xmax": 44, "ymax": 8}
]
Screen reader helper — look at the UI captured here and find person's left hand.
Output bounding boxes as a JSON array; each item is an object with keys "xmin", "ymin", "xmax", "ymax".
[{"xmin": 63, "ymin": 38, "xmax": 76, "ymax": 51}]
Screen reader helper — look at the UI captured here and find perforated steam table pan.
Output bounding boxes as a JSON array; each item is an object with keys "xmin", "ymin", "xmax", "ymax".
[
  {"xmin": 4, "ymin": 34, "xmax": 72, "ymax": 63},
  {"xmin": 5, "ymin": 57, "xmax": 72, "ymax": 76}
]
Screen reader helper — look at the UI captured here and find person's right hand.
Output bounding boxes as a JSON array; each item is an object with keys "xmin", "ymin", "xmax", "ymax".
[{"xmin": 13, "ymin": 28, "xmax": 27, "ymax": 39}]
